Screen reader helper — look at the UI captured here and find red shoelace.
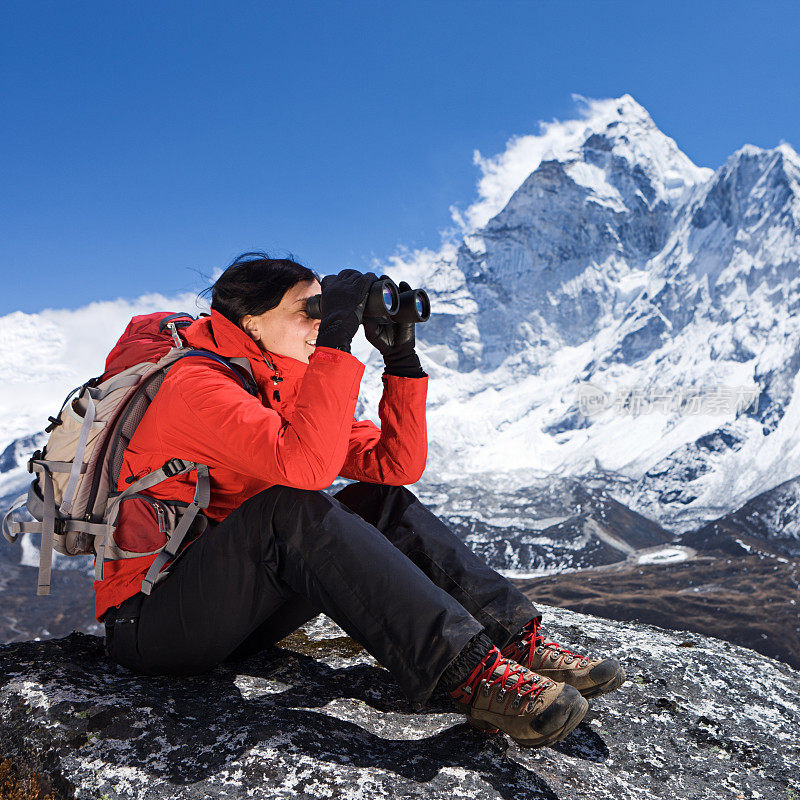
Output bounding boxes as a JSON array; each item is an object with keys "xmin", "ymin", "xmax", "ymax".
[
  {"xmin": 451, "ymin": 646, "xmax": 548, "ymax": 708},
  {"xmin": 511, "ymin": 619, "xmax": 589, "ymax": 670}
]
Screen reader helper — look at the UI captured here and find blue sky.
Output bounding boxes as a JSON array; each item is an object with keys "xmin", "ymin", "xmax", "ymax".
[{"xmin": 2, "ymin": 1, "xmax": 799, "ymax": 314}]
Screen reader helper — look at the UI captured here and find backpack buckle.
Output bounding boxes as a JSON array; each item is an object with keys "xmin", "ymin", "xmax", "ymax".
[
  {"xmin": 27, "ymin": 450, "xmax": 43, "ymax": 473},
  {"xmin": 166, "ymin": 322, "xmax": 184, "ymax": 349},
  {"xmin": 162, "ymin": 458, "xmax": 187, "ymax": 478}
]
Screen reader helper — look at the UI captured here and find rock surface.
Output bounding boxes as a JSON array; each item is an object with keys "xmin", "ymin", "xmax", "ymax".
[{"xmin": 1, "ymin": 607, "xmax": 798, "ymax": 800}]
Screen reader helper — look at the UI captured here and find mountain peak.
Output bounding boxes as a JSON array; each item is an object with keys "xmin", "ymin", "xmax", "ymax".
[
  {"xmin": 459, "ymin": 95, "xmax": 712, "ymax": 232},
  {"xmin": 776, "ymin": 141, "xmax": 800, "ymax": 166},
  {"xmin": 569, "ymin": 95, "xmax": 713, "ymax": 208},
  {"xmin": 722, "ymin": 142, "xmax": 800, "ymax": 181},
  {"xmin": 688, "ymin": 140, "xmax": 800, "ymax": 232},
  {"xmin": 577, "ymin": 93, "xmax": 656, "ymax": 132}
]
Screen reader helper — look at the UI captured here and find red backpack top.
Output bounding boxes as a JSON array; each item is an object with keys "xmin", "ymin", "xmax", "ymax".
[{"xmin": 2, "ymin": 312, "xmax": 256, "ymax": 596}]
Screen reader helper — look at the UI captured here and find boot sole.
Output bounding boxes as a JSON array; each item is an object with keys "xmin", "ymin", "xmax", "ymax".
[
  {"xmin": 468, "ymin": 717, "xmax": 500, "ymax": 734},
  {"xmin": 512, "ymin": 694, "xmax": 589, "ymax": 749},
  {"xmin": 579, "ymin": 667, "xmax": 626, "ymax": 699}
]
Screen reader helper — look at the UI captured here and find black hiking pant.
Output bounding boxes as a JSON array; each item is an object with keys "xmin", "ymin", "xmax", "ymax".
[{"xmin": 104, "ymin": 482, "xmax": 539, "ymax": 709}]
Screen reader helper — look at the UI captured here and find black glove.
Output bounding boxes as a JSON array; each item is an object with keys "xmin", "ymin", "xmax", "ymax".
[
  {"xmin": 315, "ymin": 269, "xmax": 377, "ymax": 353},
  {"xmin": 363, "ymin": 280, "xmax": 426, "ymax": 378}
]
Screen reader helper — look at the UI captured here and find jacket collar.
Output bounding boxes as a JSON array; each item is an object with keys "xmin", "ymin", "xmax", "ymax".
[{"xmin": 186, "ymin": 310, "xmax": 310, "ymax": 378}]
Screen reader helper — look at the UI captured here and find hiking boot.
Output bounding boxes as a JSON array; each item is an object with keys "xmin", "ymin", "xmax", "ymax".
[
  {"xmin": 450, "ymin": 646, "xmax": 588, "ymax": 748},
  {"xmin": 502, "ymin": 619, "xmax": 626, "ymax": 700}
]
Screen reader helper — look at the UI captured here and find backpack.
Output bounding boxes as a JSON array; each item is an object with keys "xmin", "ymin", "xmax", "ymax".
[{"xmin": 1, "ymin": 312, "xmax": 259, "ymax": 596}]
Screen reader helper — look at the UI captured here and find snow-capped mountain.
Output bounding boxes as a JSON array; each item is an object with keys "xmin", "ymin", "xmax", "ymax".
[
  {"xmin": 4, "ymin": 94, "xmax": 800, "ymax": 553},
  {"xmin": 363, "ymin": 94, "xmax": 800, "ymax": 536}
]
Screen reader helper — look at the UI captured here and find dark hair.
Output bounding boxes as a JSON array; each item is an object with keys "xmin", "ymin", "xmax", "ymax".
[{"xmin": 202, "ymin": 252, "xmax": 319, "ymax": 328}]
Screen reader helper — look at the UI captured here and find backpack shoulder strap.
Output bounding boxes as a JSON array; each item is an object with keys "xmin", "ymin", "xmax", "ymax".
[{"xmin": 178, "ymin": 350, "xmax": 259, "ymax": 396}]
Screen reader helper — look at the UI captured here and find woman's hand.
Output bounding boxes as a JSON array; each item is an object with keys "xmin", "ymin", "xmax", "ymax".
[
  {"xmin": 364, "ymin": 280, "xmax": 425, "ymax": 377},
  {"xmin": 315, "ymin": 269, "xmax": 377, "ymax": 353}
]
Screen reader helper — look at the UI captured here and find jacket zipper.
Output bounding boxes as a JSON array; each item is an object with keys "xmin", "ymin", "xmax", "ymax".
[
  {"xmin": 137, "ymin": 495, "xmax": 169, "ymax": 533},
  {"xmin": 262, "ymin": 353, "xmax": 283, "ymax": 402},
  {"xmin": 115, "ymin": 492, "xmax": 170, "ymax": 533}
]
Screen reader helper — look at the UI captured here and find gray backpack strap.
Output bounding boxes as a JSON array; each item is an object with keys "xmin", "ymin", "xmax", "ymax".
[
  {"xmin": 91, "ymin": 374, "xmax": 141, "ymax": 400},
  {"xmin": 2, "ymin": 466, "xmax": 100, "ymax": 595},
  {"xmin": 63, "ymin": 520, "xmax": 110, "ymax": 534},
  {"xmin": 141, "ymin": 464, "xmax": 210, "ymax": 596},
  {"xmin": 2, "ymin": 492, "xmax": 28, "ymax": 544},
  {"xmin": 7, "ymin": 462, "xmax": 63, "ymax": 595},
  {"xmin": 4, "ymin": 520, "xmax": 45, "ymax": 537},
  {"xmin": 37, "ymin": 467, "xmax": 57, "ymax": 596}
]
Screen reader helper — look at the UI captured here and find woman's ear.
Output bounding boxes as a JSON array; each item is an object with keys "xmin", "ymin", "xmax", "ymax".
[{"xmin": 241, "ymin": 316, "xmax": 260, "ymax": 342}]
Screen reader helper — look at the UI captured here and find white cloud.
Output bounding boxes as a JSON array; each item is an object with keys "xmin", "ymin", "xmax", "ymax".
[
  {"xmin": 0, "ymin": 292, "xmax": 206, "ymax": 454},
  {"xmin": 374, "ymin": 242, "xmax": 459, "ymax": 289}
]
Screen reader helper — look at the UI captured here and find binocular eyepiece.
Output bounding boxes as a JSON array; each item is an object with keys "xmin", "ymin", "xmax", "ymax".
[{"xmin": 305, "ymin": 277, "xmax": 431, "ymax": 324}]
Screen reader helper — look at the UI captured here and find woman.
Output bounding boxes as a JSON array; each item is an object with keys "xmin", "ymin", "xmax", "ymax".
[{"xmin": 99, "ymin": 252, "xmax": 625, "ymax": 748}]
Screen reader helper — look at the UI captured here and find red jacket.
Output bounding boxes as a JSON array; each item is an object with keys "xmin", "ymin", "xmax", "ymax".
[{"xmin": 94, "ymin": 309, "xmax": 428, "ymax": 620}]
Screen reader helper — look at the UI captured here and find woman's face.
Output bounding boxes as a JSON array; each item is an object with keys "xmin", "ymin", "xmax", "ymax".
[{"xmin": 241, "ymin": 279, "xmax": 321, "ymax": 364}]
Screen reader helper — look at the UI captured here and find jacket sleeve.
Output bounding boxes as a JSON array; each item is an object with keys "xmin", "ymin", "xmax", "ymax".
[
  {"xmin": 152, "ymin": 347, "xmax": 365, "ymax": 490},
  {"xmin": 339, "ymin": 374, "xmax": 428, "ymax": 485}
]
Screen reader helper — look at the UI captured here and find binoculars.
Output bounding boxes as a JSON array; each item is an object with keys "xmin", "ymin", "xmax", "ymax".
[{"xmin": 305, "ymin": 277, "xmax": 431, "ymax": 324}]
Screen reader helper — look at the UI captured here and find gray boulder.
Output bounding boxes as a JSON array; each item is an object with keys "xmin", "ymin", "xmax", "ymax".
[{"xmin": 1, "ymin": 606, "xmax": 798, "ymax": 799}]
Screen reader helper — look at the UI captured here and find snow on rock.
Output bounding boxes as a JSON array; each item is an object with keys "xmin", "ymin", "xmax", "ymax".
[{"xmin": 634, "ymin": 546, "xmax": 693, "ymax": 565}]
